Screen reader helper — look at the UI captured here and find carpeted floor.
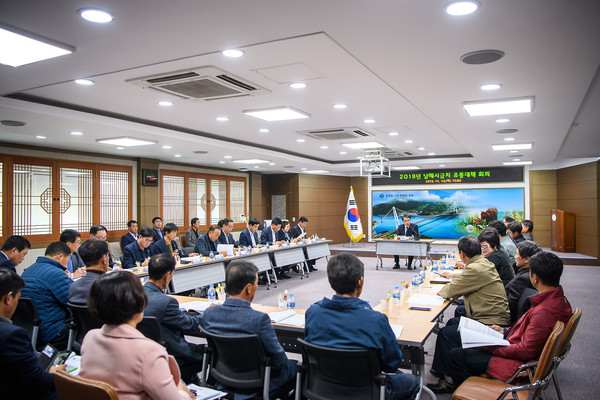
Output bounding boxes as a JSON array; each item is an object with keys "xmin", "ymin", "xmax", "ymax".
[{"xmin": 249, "ymin": 254, "xmax": 599, "ymax": 399}]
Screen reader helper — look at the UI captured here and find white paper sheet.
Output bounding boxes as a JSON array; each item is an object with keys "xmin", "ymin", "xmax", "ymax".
[
  {"xmin": 268, "ymin": 309, "xmax": 296, "ymax": 323},
  {"xmin": 180, "ymin": 300, "xmax": 212, "ymax": 313},
  {"xmin": 406, "ymin": 294, "xmax": 445, "ymax": 306},
  {"xmin": 187, "ymin": 384, "xmax": 227, "ymax": 400},
  {"xmin": 217, "ymin": 244, "xmax": 234, "ymax": 256},
  {"xmin": 390, "ymin": 324, "xmax": 404, "ymax": 338}
]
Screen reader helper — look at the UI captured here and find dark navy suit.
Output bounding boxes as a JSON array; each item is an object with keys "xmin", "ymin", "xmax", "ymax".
[
  {"xmin": 260, "ymin": 227, "xmax": 277, "ymax": 245},
  {"xmin": 277, "ymin": 230, "xmax": 292, "ymax": 242},
  {"xmin": 202, "ymin": 298, "xmax": 297, "ymax": 397},
  {"xmin": 122, "ymin": 241, "xmax": 151, "ymax": 269},
  {"xmin": 218, "ymin": 231, "xmax": 238, "ymax": 247},
  {"xmin": 120, "ymin": 232, "xmax": 137, "ymax": 250},
  {"xmin": 143, "ymin": 282, "xmax": 203, "ymax": 382},
  {"xmin": 0, "ymin": 253, "xmax": 16, "ymax": 272},
  {"xmin": 151, "ymin": 228, "xmax": 164, "ymax": 243},
  {"xmin": 239, "ymin": 228, "xmax": 259, "ymax": 247},
  {"xmin": 394, "ymin": 223, "xmax": 420, "ymax": 268},
  {"xmin": 194, "ymin": 233, "xmax": 218, "ymax": 256},
  {"xmin": 0, "ymin": 318, "xmax": 58, "ymax": 399},
  {"xmin": 290, "ymin": 225, "xmax": 304, "ymax": 239},
  {"xmin": 150, "ymin": 238, "xmax": 185, "ymax": 257},
  {"xmin": 68, "ymin": 270, "xmax": 104, "ymax": 305}
]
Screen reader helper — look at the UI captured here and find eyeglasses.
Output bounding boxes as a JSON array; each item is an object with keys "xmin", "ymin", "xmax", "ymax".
[
  {"xmin": 142, "ymin": 237, "xmax": 153, "ymax": 243},
  {"xmin": 481, "ymin": 243, "xmax": 490, "ymax": 249}
]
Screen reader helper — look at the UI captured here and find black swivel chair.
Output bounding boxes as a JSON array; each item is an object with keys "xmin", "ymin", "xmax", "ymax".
[
  {"xmin": 515, "ymin": 287, "xmax": 538, "ymax": 323},
  {"xmin": 67, "ymin": 303, "xmax": 103, "ymax": 354},
  {"xmin": 12, "ymin": 297, "xmax": 41, "ymax": 350},
  {"xmin": 295, "ymin": 338, "xmax": 387, "ymax": 400},
  {"xmin": 199, "ymin": 325, "xmax": 294, "ymax": 400},
  {"xmin": 136, "ymin": 316, "xmax": 166, "ymax": 347}
]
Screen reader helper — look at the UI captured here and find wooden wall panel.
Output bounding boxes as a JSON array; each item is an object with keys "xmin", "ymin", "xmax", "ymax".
[
  {"xmin": 529, "ymin": 169, "xmax": 557, "ymax": 247},
  {"xmin": 137, "ymin": 158, "xmax": 160, "ymax": 227}
]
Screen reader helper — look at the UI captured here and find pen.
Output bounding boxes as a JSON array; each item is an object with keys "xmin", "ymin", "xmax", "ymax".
[{"xmin": 67, "ymin": 367, "xmax": 78, "ymax": 374}]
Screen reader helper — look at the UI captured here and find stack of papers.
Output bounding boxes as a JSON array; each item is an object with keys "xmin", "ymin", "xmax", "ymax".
[
  {"xmin": 180, "ymin": 301, "xmax": 213, "ymax": 314},
  {"xmin": 187, "ymin": 384, "xmax": 227, "ymax": 400},
  {"xmin": 407, "ymin": 294, "xmax": 444, "ymax": 306},
  {"xmin": 390, "ymin": 324, "xmax": 404, "ymax": 338},
  {"xmin": 458, "ymin": 317, "xmax": 510, "ymax": 348},
  {"xmin": 268, "ymin": 310, "xmax": 305, "ymax": 326},
  {"xmin": 430, "ymin": 276, "xmax": 452, "ymax": 284}
]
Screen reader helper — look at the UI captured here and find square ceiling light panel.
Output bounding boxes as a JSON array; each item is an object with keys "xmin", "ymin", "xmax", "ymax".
[
  {"xmin": 96, "ymin": 137, "xmax": 157, "ymax": 146},
  {"xmin": 243, "ymin": 107, "xmax": 310, "ymax": 122},
  {"xmin": 0, "ymin": 25, "xmax": 74, "ymax": 67},
  {"xmin": 463, "ymin": 97, "xmax": 534, "ymax": 117}
]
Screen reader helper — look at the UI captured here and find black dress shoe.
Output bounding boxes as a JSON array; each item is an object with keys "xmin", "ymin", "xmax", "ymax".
[
  {"xmin": 279, "ymin": 273, "xmax": 291, "ymax": 279},
  {"xmin": 429, "ymin": 368, "xmax": 445, "ymax": 379},
  {"xmin": 407, "ymin": 265, "xmax": 414, "ymax": 270},
  {"xmin": 309, "ymin": 267, "xmax": 318, "ymax": 272},
  {"xmin": 393, "ymin": 264, "xmax": 400, "ymax": 269},
  {"xmin": 426, "ymin": 379, "xmax": 455, "ymax": 394}
]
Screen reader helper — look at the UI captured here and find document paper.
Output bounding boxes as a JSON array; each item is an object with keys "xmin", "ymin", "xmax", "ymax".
[
  {"xmin": 268, "ymin": 310, "xmax": 305, "ymax": 326},
  {"xmin": 458, "ymin": 316, "xmax": 510, "ymax": 349},
  {"xmin": 187, "ymin": 384, "xmax": 227, "ymax": 400},
  {"xmin": 406, "ymin": 294, "xmax": 445, "ymax": 306}
]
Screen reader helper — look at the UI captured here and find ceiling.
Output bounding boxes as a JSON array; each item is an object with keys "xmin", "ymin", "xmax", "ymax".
[{"xmin": 1, "ymin": 0, "xmax": 599, "ymax": 176}]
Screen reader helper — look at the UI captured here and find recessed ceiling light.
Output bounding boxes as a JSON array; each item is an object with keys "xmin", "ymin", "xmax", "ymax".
[
  {"xmin": 158, "ymin": 101, "xmax": 173, "ymax": 107},
  {"xmin": 254, "ymin": 166, "xmax": 260, "ymax": 169},
  {"xmin": 174, "ymin": 154, "xmax": 182, "ymax": 158},
  {"xmin": 224, "ymin": 155, "xmax": 232, "ymax": 159},
  {"xmin": 162, "ymin": 145, "xmax": 172, "ymax": 149},
  {"xmin": 339, "ymin": 151, "xmax": 347, "ymax": 155},
  {"xmin": 222, "ymin": 49, "xmax": 244, "ymax": 58},
  {"xmin": 481, "ymin": 83, "xmax": 502, "ymax": 91},
  {"xmin": 392, "ymin": 166, "xmax": 421, "ymax": 170},
  {"xmin": 233, "ymin": 159, "xmax": 270, "ymax": 164},
  {"xmin": 445, "ymin": 0, "xmax": 480, "ymax": 16},
  {"xmin": 388, "ymin": 132, "xmax": 399, "ymax": 136},
  {"xmin": 70, "ymin": 131, "xmax": 83, "ymax": 136},
  {"xmin": 504, "ymin": 137, "xmax": 516, "ymax": 142},
  {"xmin": 418, "ymin": 147, "xmax": 426, "ymax": 151},
  {"xmin": 269, "ymin": 162, "xmax": 276, "ymax": 166},
  {"xmin": 78, "ymin": 8, "xmax": 114, "ymax": 23},
  {"xmin": 301, "ymin": 168, "xmax": 307, "ymax": 171},
  {"xmin": 297, "ymin": 139, "xmax": 305, "ymax": 143},
  {"xmin": 342, "ymin": 141, "xmax": 385, "ymax": 149},
  {"xmin": 216, "ymin": 116, "xmax": 229, "ymax": 122},
  {"xmin": 333, "ymin": 104, "xmax": 348, "ymax": 109},
  {"xmin": 492, "ymin": 143, "xmax": 532, "ymax": 151},
  {"xmin": 463, "ymin": 97, "xmax": 534, "ymax": 117},
  {"xmin": 289, "ymin": 82, "xmax": 306, "ymax": 89},
  {"xmin": 96, "ymin": 137, "xmax": 156, "ymax": 147},
  {"xmin": 512, "ymin": 159, "xmax": 521, "ymax": 162},
  {"xmin": 307, "ymin": 170, "xmax": 329, "ymax": 174},
  {"xmin": 363, "ymin": 119, "xmax": 376, "ymax": 124},
  {"xmin": 35, "ymin": 135, "xmax": 46, "ymax": 139},
  {"xmin": 0, "ymin": 26, "xmax": 74, "ymax": 67},
  {"xmin": 74, "ymin": 79, "xmax": 94, "ymax": 86},
  {"xmin": 219, "ymin": 161, "xmax": 226, "ymax": 164},
  {"xmin": 503, "ymin": 160, "xmax": 532, "ymax": 166},
  {"xmin": 320, "ymin": 145, "xmax": 328, "ymax": 149},
  {"xmin": 428, "ymin": 152, "xmax": 436, "ymax": 156},
  {"xmin": 496, "ymin": 118, "xmax": 511, "ymax": 123},
  {"xmin": 509, "ymin": 150, "xmax": 518, "ymax": 153},
  {"xmin": 259, "ymin": 128, "xmax": 270, "ymax": 133},
  {"xmin": 243, "ymin": 106, "xmax": 310, "ymax": 122},
  {"xmin": 404, "ymin": 139, "xmax": 414, "ymax": 144},
  {"xmin": 116, "ymin": 147, "xmax": 125, "ymax": 150},
  {"xmin": 439, "ymin": 164, "xmax": 446, "ymax": 167}
]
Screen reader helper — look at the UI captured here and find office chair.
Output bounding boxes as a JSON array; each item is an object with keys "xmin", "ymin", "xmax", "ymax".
[
  {"xmin": 136, "ymin": 316, "xmax": 166, "ymax": 347},
  {"xmin": 12, "ymin": 297, "xmax": 41, "ymax": 349},
  {"xmin": 53, "ymin": 369, "xmax": 118, "ymax": 400},
  {"xmin": 295, "ymin": 338, "xmax": 387, "ymax": 400},
  {"xmin": 67, "ymin": 303, "xmax": 103, "ymax": 354},
  {"xmin": 514, "ymin": 288, "xmax": 538, "ymax": 323}
]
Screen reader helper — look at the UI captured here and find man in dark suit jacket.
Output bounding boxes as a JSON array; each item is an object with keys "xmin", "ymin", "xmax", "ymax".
[
  {"xmin": 394, "ymin": 215, "xmax": 420, "ymax": 270},
  {"xmin": 120, "ymin": 219, "xmax": 138, "ymax": 250},
  {"xmin": 151, "ymin": 216, "xmax": 164, "ymax": 243},
  {"xmin": 123, "ymin": 227, "xmax": 154, "ymax": 269},
  {"xmin": 202, "ymin": 261, "xmax": 297, "ymax": 396},
  {"xmin": 507, "ymin": 221, "xmax": 526, "ymax": 244},
  {"xmin": 59, "ymin": 229, "xmax": 86, "ymax": 278},
  {"xmin": 150, "ymin": 223, "xmax": 197, "ymax": 258},
  {"xmin": 290, "ymin": 216, "xmax": 317, "ymax": 271},
  {"xmin": 194, "ymin": 225, "xmax": 225, "ymax": 256},
  {"xmin": 218, "ymin": 218, "xmax": 238, "ymax": 247},
  {"xmin": 0, "ymin": 269, "xmax": 59, "ymax": 399},
  {"xmin": 260, "ymin": 217, "xmax": 282, "ymax": 245},
  {"xmin": 68, "ymin": 239, "xmax": 110, "ymax": 305},
  {"xmin": 0, "ymin": 235, "xmax": 31, "ymax": 273},
  {"xmin": 239, "ymin": 218, "xmax": 260, "ymax": 248},
  {"xmin": 143, "ymin": 254, "xmax": 203, "ymax": 383}
]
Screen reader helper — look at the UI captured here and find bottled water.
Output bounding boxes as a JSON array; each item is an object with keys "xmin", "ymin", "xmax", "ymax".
[
  {"xmin": 207, "ymin": 284, "xmax": 216, "ymax": 304},
  {"xmin": 412, "ymin": 274, "xmax": 420, "ymax": 293},
  {"xmin": 393, "ymin": 285, "xmax": 401, "ymax": 304},
  {"xmin": 419, "ymin": 267, "xmax": 426, "ymax": 283},
  {"xmin": 209, "ymin": 251, "xmax": 214, "ymax": 260},
  {"xmin": 288, "ymin": 293, "xmax": 296, "ymax": 310}
]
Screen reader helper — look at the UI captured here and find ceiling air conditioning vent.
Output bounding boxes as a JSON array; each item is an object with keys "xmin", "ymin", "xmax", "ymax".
[
  {"xmin": 299, "ymin": 127, "xmax": 375, "ymax": 141},
  {"xmin": 128, "ymin": 66, "xmax": 270, "ymax": 101}
]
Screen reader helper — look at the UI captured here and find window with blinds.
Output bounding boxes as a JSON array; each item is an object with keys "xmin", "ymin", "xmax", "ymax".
[
  {"xmin": 230, "ymin": 180, "xmax": 246, "ymax": 223},
  {"xmin": 13, "ymin": 163, "xmax": 53, "ymax": 236},
  {"xmin": 188, "ymin": 177, "xmax": 207, "ymax": 225},
  {"xmin": 210, "ymin": 179, "xmax": 227, "ymax": 224},
  {"xmin": 162, "ymin": 175, "xmax": 185, "ymax": 227},
  {"xmin": 60, "ymin": 167, "xmax": 93, "ymax": 232}
]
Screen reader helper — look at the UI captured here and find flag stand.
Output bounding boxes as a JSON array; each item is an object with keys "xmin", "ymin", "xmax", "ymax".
[{"xmin": 343, "ymin": 240, "xmax": 366, "ymax": 247}]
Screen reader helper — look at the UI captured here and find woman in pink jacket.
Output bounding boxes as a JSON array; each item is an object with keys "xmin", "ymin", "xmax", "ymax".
[{"xmin": 80, "ymin": 271, "xmax": 195, "ymax": 400}]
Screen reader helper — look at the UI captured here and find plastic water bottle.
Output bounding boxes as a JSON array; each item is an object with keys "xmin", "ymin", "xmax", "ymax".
[
  {"xmin": 412, "ymin": 274, "xmax": 420, "ymax": 293},
  {"xmin": 287, "ymin": 293, "xmax": 296, "ymax": 310},
  {"xmin": 209, "ymin": 251, "xmax": 214, "ymax": 260},
  {"xmin": 393, "ymin": 285, "xmax": 401, "ymax": 304},
  {"xmin": 207, "ymin": 284, "xmax": 216, "ymax": 304},
  {"xmin": 419, "ymin": 267, "xmax": 426, "ymax": 283}
]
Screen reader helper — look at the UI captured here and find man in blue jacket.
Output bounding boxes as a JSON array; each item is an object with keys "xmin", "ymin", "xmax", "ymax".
[
  {"xmin": 21, "ymin": 242, "xmax": 73, "ymax": 349},
  {"xmin": 122, "ymin": 227, "xmax": 154, "ymax": 269},
  {"xmin": 305, "ymin": 253, "xmax": 420, "ymax": 400},
  {"xmin": 260, "ymin": 217, "xmax": 282, "ymax": 245},
  {"xmin": 143, "ymin": 254, "xmax": 204, "ymax": 383},
  {"xmin": 0, "ymin": 269, "xmax": 60, "ymax": 399},
  {"xmin": 218, "ymin": 218, "xmax": 238, "ymax": 247},
  {"xmin": 239, "ymin": 218, "xmax": 260, "ymax": 248}
]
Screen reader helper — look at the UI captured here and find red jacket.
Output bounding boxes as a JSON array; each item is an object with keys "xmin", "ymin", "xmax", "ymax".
[{"xmin": 486, "ymin": 285, "xmax": 571, "ymax": 382}]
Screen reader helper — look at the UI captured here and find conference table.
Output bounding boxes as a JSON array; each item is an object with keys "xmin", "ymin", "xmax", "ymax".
[
  {"xmin": 173, "ymin": 281, "xmax": 450, "ymax": 400},
  {"xmin": 374, "ymin": 238, "xmax": 435, "ymax": 270},
  {"xmin": 134, "ymin": 240, "xmax": 331, "ymax": 292}
]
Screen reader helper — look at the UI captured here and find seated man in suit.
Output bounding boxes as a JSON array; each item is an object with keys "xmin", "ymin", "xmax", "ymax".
[
  {"xmin": 201, "ymin": 260, "xmax": 297, "ymax": 396},
  {"xmin": 123, "ymin": 227, "xmax": 154, "ymax": 269},
  {"xmin": 521, "ymin": 219, "xmax": 534, "ymax": 241},
  {"xmin": 488, "ymin": 220, "xmax": 516, "ymax": 266},
  {"xmin": 0, "ymin": 269, "xmax": 60, "ymax": 400},
  {"xmin": 505, "ymin": 240, "xmax": 542, "ymax": 323},
  {"xmin": 120, "ymin": 219, "xmax": 139, "ymax": 251},
  {"xmin": 59, "ymin": 229, "xmax": 86, "ymax": 279},
  {"xmin": 218, "ymin": 218, "xmax": 238, "ymax": 247},
  {"xmin": 394, "ymin": 215, "xmax": 420, "ymax": 270},
  {"xmin": 260, "ymin": 217, "xmax": 282, "ymax": 245},
  {"xmin": 239, "ymin": 218, "xmax": 260, "ymax": 248},
  {"xmin": 143, "ymin": 254, "xmax": 204, "ymax": 383},
  {"xmin": 151, "ymin": 216, "xmax": 164, "ymax": 243},
  {"xmin": 507, "ymin": 221, "xmax": 526, "ymax": 244},
  {"xmin": 184, "ymin": 217, "xmax": 201, "ymax": 248},
  {"xmin": 68, "ymin": 239, "xmax": 110, "ymax": 305},
  {"xmin": 304, "ymin": 253, "xmax": 420, "ymax": 400},
  {"xmin": 446, "ymin": 252, "xmax": 572, "ymax": 389},
  {"xmin": 89, "ymin": 224, "xmax": 119, "ymax": 269},
  {"xmin": 21, "ymin": 242, "xmax": 73, "ymax": 349},
  {"xmin": 151, "ymin": 223, "xmax": 197, "ymax": 258},
  {"xmin": 0, "ymin": 235, "xmax": 31, "ymax": 273},
  {"xmin": 290, "ymin": 216, "xmax": 317, "ymax": 272},
  {"xmin": 194, "ymin": 225, "xmax": 227, "ymax": 256}
]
